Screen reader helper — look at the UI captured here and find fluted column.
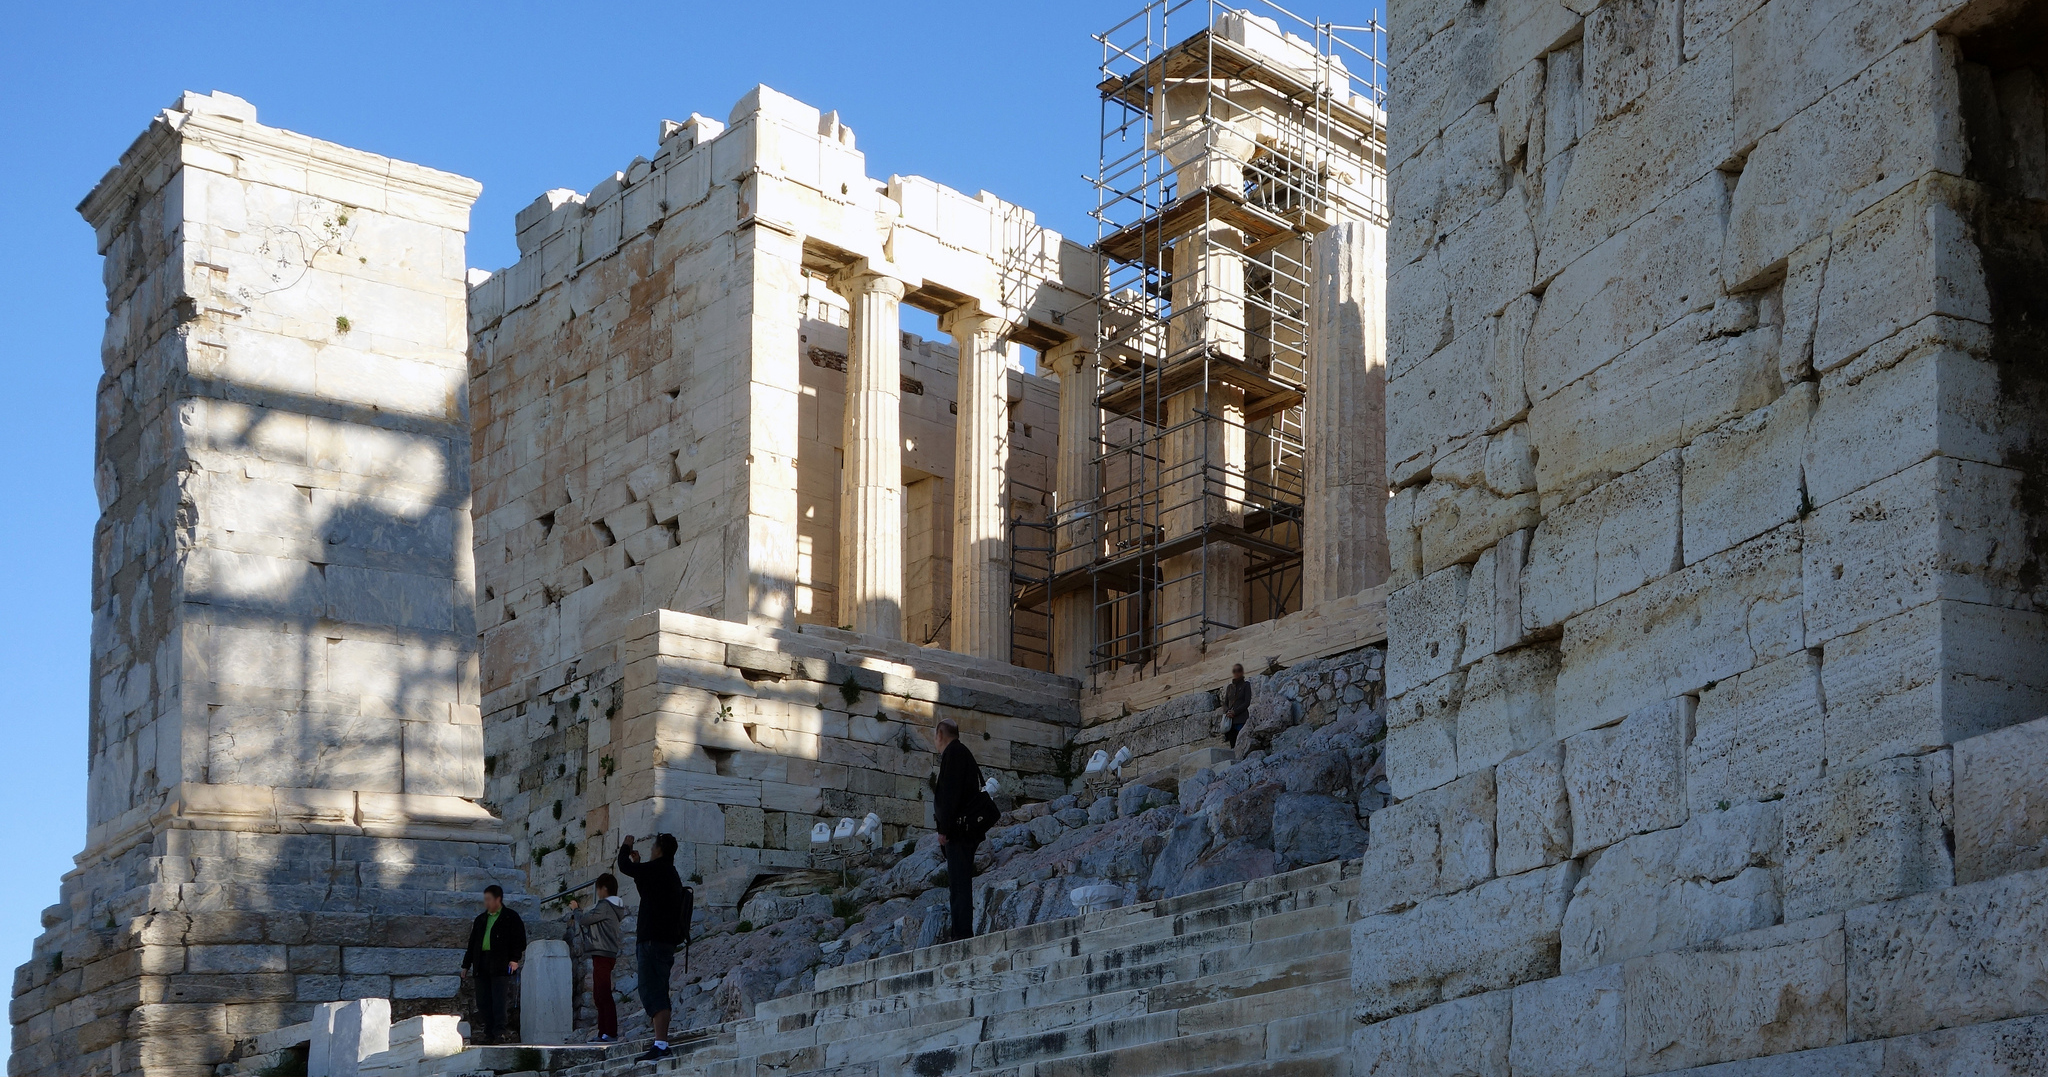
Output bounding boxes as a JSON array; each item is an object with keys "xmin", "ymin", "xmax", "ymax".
[
  {"xmin": 1047, "ymin": 340, "xmax": 1099, "ymax": 678},
  {"xmin": 829, "ymin": 264, "xmax": 907, "ymax": 639},
  {"xmin": 1303, "ymin": 218, "xmax": 1390, "ymax": 605},
  {"xmin": 942, "ymin": 305, "xmax": 1012, "ymax": 661}
]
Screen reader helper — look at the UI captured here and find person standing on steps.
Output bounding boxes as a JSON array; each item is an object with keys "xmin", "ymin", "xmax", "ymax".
[
  {"xmin": 617, "ymin": 833, "xmax": 686, "ymax": 1063},
  {"xmin": 1222, "ymin": 663, "xmax": 1252, "ymax": 747},
  {"xmin": 460, "ymin": 885, "xmax": 526, "ymax": 1045},
  {"xmin": 567, "ymin": 873, "xmax": 624, "ymax": 1043},
  {"xmin": 933, "ymin": 717, "xmax": 995, "ymax": 942}
]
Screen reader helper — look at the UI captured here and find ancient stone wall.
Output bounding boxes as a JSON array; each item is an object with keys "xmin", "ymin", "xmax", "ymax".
[
  {"xmin": 12, "ymin": 92, "xmax": 522, "ymax": 1077},
  {"xmin": 1370, "ymin": 0, "xmax": 2048, "ymax": 1070}
]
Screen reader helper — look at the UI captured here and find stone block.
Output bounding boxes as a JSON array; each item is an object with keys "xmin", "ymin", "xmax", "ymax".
[
  {"xmin": 1954, "ymin": 715, "xmax": 2048, "ymax": 885},
  {"xmin": 1812, "ymin": 176, "xmax": 1988, "ymax": 374},
  {"xmin": 1522, "ymin": 452, "xmax": 1683, "ymax": 632},
  {"xmin": 1818, "ymin": 601, "xmax": 2048, "ymax": 774},
  {"xmin": 1357, "ymin": 770, "xmax": 1496, "ymax": 915},
  {"xmin": 1730, "ymin": 0, "xmax": 1957, "ymax": 147},
  {"xmin": 1386, "ymin": 672, "xmax": 1464, "ymax": 799},
  {"xmin": 1804, "ymin": 457, "xmax": 2036, "ymax": 646},
  {"xmin": 1555, "ymin": 525, "xmax": 1804, "ymax": 732},
  {"xmin": 1623, "ymin": 915, "xmax": 1848, "ymax": 1073},
  {"xmin": 1564, "ymin": 697, "xmax": 1690, "ymax": 856},
  {"xmin": 1876, "ymin": 1012, "xmax": 2048, "ymax": 1076},
  {"xmin": 519, "ymin": 938, "xmax": 573, "ymax": 1044},
  {"xmin": 1802, "ymin": 327, "xmax": 2008, "ymax": 508},
  {"xmin": 1561, "ymin": 803, "xmax": 1782, "ymax": 971},
  {"xmin": 1496, "ymin": 743, "xmax": 1571, "ymax": 876},
  {"xmin": 323, "ymin": 998, "xmax": 390, "ymax": 1077},
  {"xmin": 402, "ymin": 721, "xmax": 484, "ymax": 797},
  {"xmin": 1350, "ymin": 989, "xmax": 1511, "ymax": 1077},
  {"xmin": 339, "ymin": 947, "xmax": 465, "ymax": 976},
  {"xmin": 1388, "ymin": 329, "xmax": 1495, "ymax": 486},
  {"xmin": 1528, "ymin": 309, "xmax": 1780, "ymax": 511},
  {"xmin": 1416, "ymin": 480, "xmax": 1541, "ymax": 577},
  {"xmin": 1508, "ymin": 965, "xmax": 1625, "ymax": 1077},
  {"xmin": 1688, "ymin": 650, "xmax": 1827, "ymax": 812},
  {"xmin": 1780, "ymin": 752, "xmax": 1954, "ymax": 922},
  {"xmin": 1723, "ymin": 33, "xmax": 1967, "ymax": 287},
  {"xmin": 1847, "ymin": 867, "xmax": 2048, "ymax": 1042},
  {"xmin": 1455, "ymin": 644, "xmax": 1558, "ymax": 776},
  {"xmin": 1527, "ymin": 176, "xmax": 1727, "ymax": 400},
  {"xmin": 185, "ymin": 944, "xmax": 290, "ymax": 974},
  {"xmin": 1683, "ymin": 383, "xmax": 1814, "ymax": 565},
  {"xmin": 1536, "ymin": 34, "xmax": 1733, "ymax": 283},
  {"xmin": 1352, "ymin": 861, "xmax": 1579, "ymax": 1022},
  {"xmin": 1463, "ymin": 528, "xmax": 1531, "ymax": 664},
  {"xmin": 1387, "ymin": 564, "xmax": 1469, "ymax": 697}
]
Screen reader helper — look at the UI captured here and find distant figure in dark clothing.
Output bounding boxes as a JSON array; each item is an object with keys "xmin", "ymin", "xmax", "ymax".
[
  {"xmin": 618, "ymin": 833, "xmax": 686, "ymax": 1063},
  {"xmin": 461, "ymin": 885, "xmax": 526, "ymax": 1045},
  {"xmin": 568, "ymin": 873, "xmax": 625, "ymax": 1042},
  {"xmin": 932, "ymin": 717, "xmax": 987, "ymax": 941},
  {"xmin": 1222, "ymin": 664, "xmax": 1252, "ymax": 747}
]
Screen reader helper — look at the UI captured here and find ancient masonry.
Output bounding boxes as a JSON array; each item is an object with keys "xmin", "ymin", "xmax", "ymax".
[{"xmin": 14, "ymin": 0, "xmax": 2048, "ymax": 1074}]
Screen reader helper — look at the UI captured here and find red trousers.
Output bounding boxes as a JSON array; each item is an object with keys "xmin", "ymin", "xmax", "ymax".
[{"xmin": 591, "ymin": 955, "xmax": 617, "ymax": 1037}]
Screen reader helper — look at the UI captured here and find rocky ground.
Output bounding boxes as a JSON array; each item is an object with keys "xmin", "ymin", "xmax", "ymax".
[{"xmin": 555, "ymin": 646, "xmax": 1389, "ymax": 1041}]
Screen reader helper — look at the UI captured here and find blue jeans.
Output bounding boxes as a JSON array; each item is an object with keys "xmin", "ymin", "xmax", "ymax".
[{"xmin": 636, "ymin": 938, "xmax": 675, "ymax": 1018}]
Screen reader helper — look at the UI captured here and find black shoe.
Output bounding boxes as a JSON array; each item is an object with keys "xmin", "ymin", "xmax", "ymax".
[{"xmin": 636, "ymin": 1043, "xmax": 670, "ymax": 1063}]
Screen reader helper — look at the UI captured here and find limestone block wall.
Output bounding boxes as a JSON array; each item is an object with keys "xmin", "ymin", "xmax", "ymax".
[
  {"xmin": 487, "ymin": 609, "xmax": 1078, "ymax": 901},
  {"xmin": 1366, "ymin": 0, "xmax": 2048, "ymax": 1071},
  {"xmin": 12, "ymin": 92, "xmax": 522, "ymax": 1077}
]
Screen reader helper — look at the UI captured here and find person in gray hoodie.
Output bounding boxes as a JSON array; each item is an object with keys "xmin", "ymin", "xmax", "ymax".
[{"xmin": 568, "ymin": 873, "xmax": 625, "ymax": 1042}]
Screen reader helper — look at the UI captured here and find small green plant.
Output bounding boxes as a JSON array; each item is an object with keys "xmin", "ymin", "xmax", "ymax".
[
  {"xmin": 334, "ymin": 315, "xmax": 351, "ymax": 334},
  {"xmin": 832, "ymin": 895, "xmax": 858, "ymax": 919},
  {"xmin": 839, "ymin": 674, "xmax": 862, "ymax": 707},
  {"xmin": 564, "ymin": 841, "xmax": 578, "ymax": 861},
  {"xmin": 599, "ymin": 755, "xmax": 616, "ymax": 779},
  {"xmin": 46, "ymin": 953, "xmax": 61, "ymax": 974},
  {"xmin": 570, "ymin": 693, "xmax": 582, "ymax": 712},
  {"xmin": 736, "ymin": 920, "xmax": 754, "ymax": 933},
  {"xmin": 1717, "ymin": 800, "xmax": 1731, "ymax": 812},
  {"xmin": 484, "ymin": 755, "xmax": 497, "ymax": 776},
  {"xmin": 690, "ymin": 872, "xmax": 703, "ymax": 884},
  {"xmin": 552, "ymin": 799, "xmax": 564, "ymax": 820},
  {"xmin": 717, "ymin": 703, "xmax": 735, "ymax": 721}
]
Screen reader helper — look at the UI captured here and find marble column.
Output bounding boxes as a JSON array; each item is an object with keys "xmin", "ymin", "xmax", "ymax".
[
  {"xmin": 1047, "ymin": 340, "xmax": 1099, "ymax": 678},
  {"xmin": 942, "ymin": 305, "xmax": 1012, "ymax": 661},
  {"xmin": 829, "ymin": 264, "xmax": 907, "ymax": 639},
  {"xmin": 1303, "ymin": 218, "xmax": 1390, "ymax": 605}
]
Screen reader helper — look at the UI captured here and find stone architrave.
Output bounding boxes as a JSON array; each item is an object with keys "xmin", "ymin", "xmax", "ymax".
[
  {"xmin": 1304, "ymin": 217, "xmax": 1391, "ymax": 605},
  {"xmin": 942, "ymin": 305, "xmax": 1013, "ymax": 661},
  {"xmin": 829, "ymin": 262, "xmax": 909, "ymax": 640}
]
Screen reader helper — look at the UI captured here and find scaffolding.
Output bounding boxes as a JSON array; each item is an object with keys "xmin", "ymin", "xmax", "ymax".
[{"xmin": 1016, "ymin": 0, "xmax": 1386, "ymax": 679}]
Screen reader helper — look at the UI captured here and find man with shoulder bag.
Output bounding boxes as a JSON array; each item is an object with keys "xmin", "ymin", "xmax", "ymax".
[{"xmin": 932, "ymin": 718, "xmax": 998, "ymax": 941}]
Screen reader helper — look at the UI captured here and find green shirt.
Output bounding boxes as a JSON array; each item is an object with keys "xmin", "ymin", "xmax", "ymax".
[{"xmin": 482, "ymin": 910, "xmax": 500, "ymax": 951}]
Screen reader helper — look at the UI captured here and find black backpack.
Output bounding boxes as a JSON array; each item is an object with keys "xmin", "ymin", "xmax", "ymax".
[{"xmin": 964, "ymin": 781, "xmax": 1000, "ymax": 838}]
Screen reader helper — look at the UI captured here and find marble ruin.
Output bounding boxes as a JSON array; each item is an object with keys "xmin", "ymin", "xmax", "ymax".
[{"xmin": 12, "ymin": 0, "xmax": 2048, "ymax": 1073}]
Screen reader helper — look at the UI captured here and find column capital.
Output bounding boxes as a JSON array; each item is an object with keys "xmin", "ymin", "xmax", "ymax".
[
  {"xmin": 1044, "ymin": 339, "xmax": 1097, "ymax": 376},
  {"xmin": 828, "ymin": 259, "xmax": 907, "ymax": 300},
  {"xmin": 938, "ymin": 302, "xmax": 1011, "ymax": 341}
]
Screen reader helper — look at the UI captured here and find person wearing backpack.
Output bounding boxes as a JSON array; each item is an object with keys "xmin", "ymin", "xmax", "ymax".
[
  {"xmin": 567, "ymin": 873, "xmax": 625, "ymax": 1043},
  {"xmin": 616, "ymin": 833, "xmax": 690, "ymax": 1062},
  {"xmin": 932, "ymin": 717, "xmax": 997, "ymax": 941}
]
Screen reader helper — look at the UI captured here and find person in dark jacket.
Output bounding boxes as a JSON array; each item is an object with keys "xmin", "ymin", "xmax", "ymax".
[
  {"xmin": 568, "ymin": 873, "xmax": 625, "ymax": 1042},
  {"xmin": 617, "ymin": 833, "xmax": 686, "ymax": 1062},
  {"xmin": 932, "ymin": 717, "xmax": 986, "ymax": 941},
  {"xmin": 460, "ymin": 885, "xmax": 526, "ymax": 1044},
  {"xmin": 1222, "ymin": 664, "xmax": 1252, "ymax": 747}
]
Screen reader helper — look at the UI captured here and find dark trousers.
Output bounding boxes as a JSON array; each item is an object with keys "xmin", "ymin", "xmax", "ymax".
[
  {"xmin": 637, "ymin": 938, "xmax": 675, "ymax": 1019},
  {"xmin": 475, "ymin": 972, "xmax": 510, "ymax": 1042},
  {"xmin": 943, "ymin": 836, "xmax": 978, "ymax": 939},
  {"xmin": 591, "ymin": 955, "xmax": 617, "ymax": 1037}
]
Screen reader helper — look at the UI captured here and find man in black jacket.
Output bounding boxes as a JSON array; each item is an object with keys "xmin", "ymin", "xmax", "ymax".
[
  {"xmin": 932, "ymin": 717, "xmax": 985, "ymax": 941},
  {"xmin": 1222, "ymin": 664, "xmax": 1252, "ymax": 747},
  {"xmin": 617, "ymin": 833, "xmax": 686, "ymax": 1062},
  {"xmin": 460, "ymin": 885, "xmax": 526, "ymax": 1044}
]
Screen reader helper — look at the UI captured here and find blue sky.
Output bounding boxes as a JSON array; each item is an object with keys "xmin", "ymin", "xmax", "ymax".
[{"xmin": 0, "ymin": 0, "xmax": 1378, "ymax": 975}]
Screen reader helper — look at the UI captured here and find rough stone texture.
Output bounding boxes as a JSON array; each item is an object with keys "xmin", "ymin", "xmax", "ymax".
[
  {"xmin": 1563, "ymin": 697, "xmax": 1691, "ymax": 856},
  {"xmin": 1356, "ymin": 769, "xmax": 1495, "ymax": 915},
  {"xmin": 1383, "ymin": 1, "xmax": 2048, "ymax": 1074},
  {"xmin": 1955, "ymin": 715, "xmax": 2048, "ymax": 884},
  {"xmin": 1352, "ymin": 862, "xmax": 1578, "ymax": 1022}
]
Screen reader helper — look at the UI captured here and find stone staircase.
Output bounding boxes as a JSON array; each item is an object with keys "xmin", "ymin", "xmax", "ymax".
[{"xmin": 546, "ymin": 858, "xmax": 1358, "ymax": 1077}]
